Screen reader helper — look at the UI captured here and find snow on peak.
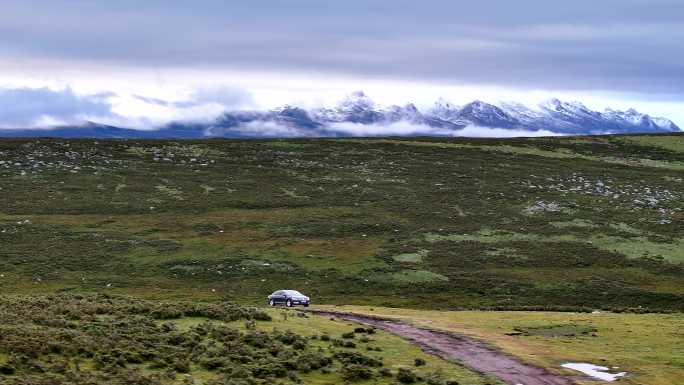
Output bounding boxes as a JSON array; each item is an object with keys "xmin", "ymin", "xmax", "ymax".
[
  {"xmin": 458, "ymin": 101, "xmax": 519, "ymax": 128},
  {"xmin": 339, "ymin": 91, "xmax": 375, "ymax": 111},
  {"xmin": 430, "ymin": 98, "xmax": 460, "ymax": 120},
  {"xmin": 309, "ymin": 93, "xmax": 679, "ymax": 134},
  {"xmin": 541, "ymin": 98, "xmax": 590, "ymax": 113},
  {"xmin": 383, "ymin": 103, "xmax": 423, "ymax": 123}
]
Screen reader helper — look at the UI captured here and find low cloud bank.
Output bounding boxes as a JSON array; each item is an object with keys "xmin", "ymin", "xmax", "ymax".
[
  {"xmin": 326, "ymin": 121, "xmax": 453, "ymax": 136},
  {"xmin": 207, "ymin": 120, "xmax": 314, "ymax": 138},
  {"xmin": 452, "ymin": 125, "xmax": 563, "ymax": 138},
  {"xmin": 0, "ymin": 87, "xmax": 114, "ymax": 128},
  {"xmin": 210, "ymin": 120, "xmax": 566, "ymax": 139},
  {"xmin": 325, "ymin": 121, "xmax": 563, "ymax": 138},
  {"xmin": 0, "ymin": 86, "xmax": 253, "ymax": 130}
]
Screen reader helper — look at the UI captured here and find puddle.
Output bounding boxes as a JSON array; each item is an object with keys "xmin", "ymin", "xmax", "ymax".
[{"xmin": 561, "ymin": 363, "xmax": 626, "ymax": 381}]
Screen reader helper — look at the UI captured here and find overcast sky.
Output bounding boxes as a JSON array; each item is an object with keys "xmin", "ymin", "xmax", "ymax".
[{"xmin": 1, "ymin": 0, "xmax": 683, "ymax": 128}]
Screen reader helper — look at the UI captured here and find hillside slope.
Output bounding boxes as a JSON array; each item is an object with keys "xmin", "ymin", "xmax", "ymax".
[{"xmin": 0, "ymin": 134, "xmax": 683, "ymax": 311}]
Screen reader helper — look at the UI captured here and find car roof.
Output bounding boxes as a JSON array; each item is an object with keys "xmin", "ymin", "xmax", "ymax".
[{"xmin": 282, "ymin": 290, "xmax": 304, "ymax": 295}]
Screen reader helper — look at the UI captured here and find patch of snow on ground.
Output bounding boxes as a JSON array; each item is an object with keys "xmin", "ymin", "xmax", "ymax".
[{"xmin": 562, "ymin": 363, "xmax": 626, "ymax": 381}]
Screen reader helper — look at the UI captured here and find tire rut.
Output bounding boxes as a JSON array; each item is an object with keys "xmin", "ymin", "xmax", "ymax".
[{"xmin": 310, "ymin": 310, "xmax": 576, "ymax": 385}]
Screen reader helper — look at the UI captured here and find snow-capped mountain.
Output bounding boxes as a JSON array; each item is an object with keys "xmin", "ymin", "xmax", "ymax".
[
  {"xmin": 429, "ymin": 98, "xmax": 462, "ymax": 122},
  {"xmin": 456, "ymin": 101, "xmax": 520, "ymax": 128},
  {"xmin": 0, "ymin": 91, "xmax": 679, "ymax": 138},
  {"xmin": 313, "ymin": 91, "xmax": 384, "ymax": 124}
]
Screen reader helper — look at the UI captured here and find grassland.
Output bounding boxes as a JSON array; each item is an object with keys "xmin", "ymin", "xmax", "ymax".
[
  {"xmin": 0, "ymin": 134, "xmax": 683, "ymax": 311},
  {"xmin": 318, "ymin": 305, "xmax": 684, "ymax": 385}
]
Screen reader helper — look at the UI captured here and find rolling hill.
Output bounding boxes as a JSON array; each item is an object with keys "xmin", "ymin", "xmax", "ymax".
[{"xmin": 0, "ymin": 134, "xmax": 682, "ymax": 311}]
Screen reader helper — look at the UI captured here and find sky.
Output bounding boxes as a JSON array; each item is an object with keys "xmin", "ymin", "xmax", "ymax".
[{"xmin": 0, "ymin": 0, "xmax": 683, "ymax": 129}]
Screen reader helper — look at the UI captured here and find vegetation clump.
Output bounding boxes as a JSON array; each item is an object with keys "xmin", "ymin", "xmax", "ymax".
[{"xmin": 0, "ymin": 294, "xmax": 399, "ymax": 384}]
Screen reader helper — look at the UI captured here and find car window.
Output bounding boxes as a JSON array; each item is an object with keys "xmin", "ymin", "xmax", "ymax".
[
  {"xmin": 274, "ymin": 291, "xmax": 283, "ymax": 295},
  {"xmin": 284, "ymin": 290, "xmax": 303, "ymax": 296}
]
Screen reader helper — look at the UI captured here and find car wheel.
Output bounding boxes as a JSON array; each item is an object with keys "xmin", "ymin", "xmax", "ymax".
[
  {"xmin": 286, "ymin": 299, "xmax": 292, "ymax": 307},
  {"xmin": 269, "ymin": 299, "xmax": 275, "ymax": 307},
  {"xmin": 303, "ymin": 303, "xmax": 309, "ymax": 307}
]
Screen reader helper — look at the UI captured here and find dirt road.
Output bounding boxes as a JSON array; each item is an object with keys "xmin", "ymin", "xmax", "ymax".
[{"xmin": 311, "ymin": 310, "xmax": 576, "ymax": 385}]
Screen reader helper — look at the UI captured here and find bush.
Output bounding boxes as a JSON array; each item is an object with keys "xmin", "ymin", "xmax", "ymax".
[
  {"xmin": 251, "ymin": 362, "xmax": 287, "ymax": 378},
  {"xmin": 172, "ymin": 359, "xmax": 190, "ymax": 373},
  {"xmin": 397, "ymin": 367, "xmax": 418, "ymax": 384},
  {"xmin": 334, "ymin": 351, "xmax": 383, "ymax": 367},
  {"xmin": 378, "ymin": 367, "xmax": 393, "ymax": 377},
  {"xmin": 287, "ymin": 370, "xmax": 302, "ymax": 384},
  {"xmin": 414, "ymin": 358, "xmax": 426, "ymax": 366},
  {"xmin": 0, "ymin": 364, "xmax": 15, "ymax": 375},
  {"xmin": 297, "ymin": 352, "xmax": 332, "ymax": 370},
  {"xmin": 341, "ymin": 364, "xmax": 374, "ymax": 381}
]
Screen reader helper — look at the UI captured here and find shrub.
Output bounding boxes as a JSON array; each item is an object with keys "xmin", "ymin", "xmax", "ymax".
[
  {"xmin": 251, "ymin": 362, "xmax": 287, "ymax": 378},
  {"xmin": 397, "ymin": 368, "xmax": 418, "ymax": 384},
  {"xmin": 200, "ymin": 357, "xmax": 226, "ymax": 370},
  {"xmin": 378, "ymin": 367, "xmax": 393, "ymax": 377},
  {"xmin": 172, "ymin": 359, "xmax": 190, "ymax": 373},
  {"xmin": 297, "ymin": 352, "xmax": 332, "ymax": 370},
  {"xmin": 150, "ymin": 306, "xmax": 184, "ymax": 320},
  {"xmin": 342, "ymin": 332, "xmax": 355, "ymax": 339},
  {"xmin": 0, "ymin": 364, "xmax": 15, "ymax": 375},
  {"xmin": 251, "ymin": 310, "xmax": 272, "ymax": 321},
  {"xmin": 341, "ymin": 364, "xmax": 374, "ymax": 382},
  {"xmin": 334, "ymin": 351, "xmax": 383, "ymax": 367},
  {"xmin": 414, "ymin": 358, "xmax": 426, "ymax": 366},
  {"xmin": 287, "ymin": 370, "xmax": 302, "ymax": 384},
  {"xmin": 274, "ymin": 330, "xmax": 307, "ymax": 347}
]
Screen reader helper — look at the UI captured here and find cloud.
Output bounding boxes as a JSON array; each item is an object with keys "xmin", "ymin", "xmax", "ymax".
[
  {"xmin": 0, "ymin": 85, "xmax": 254, "ymax": 129},
  {"xmin": 2, "ymin": 1, "xmax": 684, "ymax": 96},
  {"xmin": 0, "ymin": 87, "xmax": 116, "ymax": 128},
  {"xmin": 327, "ymin": 121, "xmax": 453, "ymax": 137},
  {"xmin": 111, "ymin": 87, "xmax": 253, "ymax": 128},
  {"xmin": 453, "ymin": 126, "xmax": 564, "ymax": 138},
  {"xmin": 206, "ymin": 119, "xmax": 564, "ymax": 139},
  {"xmin": 211, "ymin": 121, "xmax": 314, "ymax": 138},
  {"xmin": 183, "ymin": 87, "xmax": 254, "ymax": 109},
  {"xmin": 307, "ymin": 121, "xmax": 563, "ymax": 138}
]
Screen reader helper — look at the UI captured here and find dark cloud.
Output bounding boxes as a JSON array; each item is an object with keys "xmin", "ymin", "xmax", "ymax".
[{"xmin": 1, "ymin": 1, "xmax": 683, "ymax": 96}]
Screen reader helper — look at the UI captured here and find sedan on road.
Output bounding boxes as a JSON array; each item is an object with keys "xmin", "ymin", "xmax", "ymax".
[{"xmin": 267, "ymin": 290, "xmax": 310, "ymax": 307}]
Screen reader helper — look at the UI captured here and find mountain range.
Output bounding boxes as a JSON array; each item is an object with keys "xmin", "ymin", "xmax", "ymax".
[{"xmin": 0, "ymin": 91, "xmax": 679, "ymax": 138}]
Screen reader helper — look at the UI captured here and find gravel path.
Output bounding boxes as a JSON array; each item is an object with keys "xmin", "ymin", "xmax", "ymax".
[{"xmin": 311, "ymin": 310, "xmax": 576, "ymax": 385}]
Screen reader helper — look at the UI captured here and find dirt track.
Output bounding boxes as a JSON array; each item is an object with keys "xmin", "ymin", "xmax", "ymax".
[{"xmin": 311, "ymin": 310, "xmax": 576, "ymax": 385}]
